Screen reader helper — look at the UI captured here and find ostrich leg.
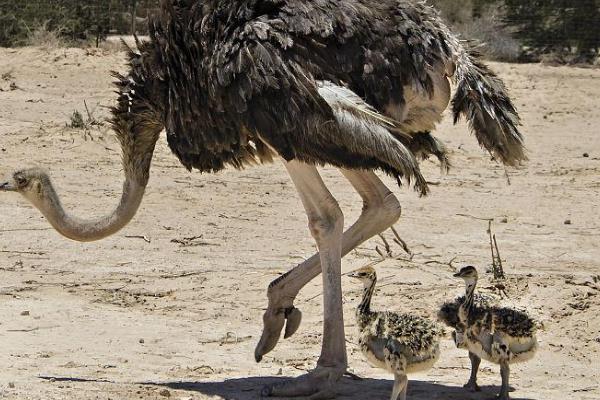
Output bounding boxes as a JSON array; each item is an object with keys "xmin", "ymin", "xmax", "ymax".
[
  {"xmin": 499, "ymin": 362, "xmax": 510, "ymax": 400},
  {"xmin": 263, "ymin": 161, "xmax": 346, "ymax": 399},
  {"xmin": 256, "ymin": 169, "xmax": 400, "ymax": 361},
  {"xmin": 464, "ymin": 352, "xmax": 482, "ymax": 391}
]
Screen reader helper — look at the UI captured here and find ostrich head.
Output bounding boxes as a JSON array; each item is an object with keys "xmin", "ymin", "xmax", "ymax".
[
  {"xmin": 1, "ymin": 168, "xmax": 54, "ymax": 208},
  {"xmin": 348, "ymin": 265, "xmax": 377, "ymax": 287},
  {"xmin": 454, "ymin": 265, "xmax": 479, "ymax": 288}
]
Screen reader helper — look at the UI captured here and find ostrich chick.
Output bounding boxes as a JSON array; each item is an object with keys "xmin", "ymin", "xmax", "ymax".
[
  {"xmin": 438, "ymin": 293, "xmax": 498, "ymax": 391},
  {"xmin": 348, "ymin": 266, "xmax": 443, "ymax": 400},
  {"xmin": 454, "ymin": 266, "xmax": 538, "ymax": 400}
]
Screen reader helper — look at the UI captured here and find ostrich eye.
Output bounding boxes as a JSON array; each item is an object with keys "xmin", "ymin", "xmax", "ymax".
[{"xmin": 15, "ymin": 176, "xmax": 28, "ymax": 186}]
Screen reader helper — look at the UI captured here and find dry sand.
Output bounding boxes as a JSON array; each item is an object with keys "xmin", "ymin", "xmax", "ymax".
[{"xmin": 0, "ymin": 46, "xmax": 599, "ymax": 400}]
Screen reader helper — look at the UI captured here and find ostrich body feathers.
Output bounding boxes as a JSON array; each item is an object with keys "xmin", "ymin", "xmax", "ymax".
[{"xmin": 113, "ymin": 0, "xmax": 526, "ymax": 190}]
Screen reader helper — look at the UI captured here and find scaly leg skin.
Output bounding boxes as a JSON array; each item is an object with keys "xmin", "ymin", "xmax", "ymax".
[
  {"xmin": 262, "ymin": 161, "xmax": 348, "ymax": 398},
  {"xmin": 399, "ymin": 377, "xmax": 408, "ymax": 400},
  {"xmin": 498, "ymin": 362, "xmax": 510, "ymax": 400},
  {"xmin": 390, "ymin": 374, "xmax": 408, "ymax": 400},
  {"xmin": 255, "ymin": 169, "xmax": 401, "ymax": 362},
  {"xmin": 464, "ymin": 352, "xmax": 482, "ymax": 392}
]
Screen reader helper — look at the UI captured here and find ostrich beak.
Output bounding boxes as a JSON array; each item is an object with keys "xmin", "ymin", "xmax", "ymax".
[
  {"xmin": 0, "ymin": 180, "xmax": 16, "ymax": 192},
  {"xmin": 453, "ymin": 271, "xmax": 462, "ymax": 278}
]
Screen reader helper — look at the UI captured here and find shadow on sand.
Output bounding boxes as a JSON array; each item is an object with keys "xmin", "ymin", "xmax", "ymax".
[
  {"xmin": 39, "ymin": 374, "xmax": 535, "ymax": 400},
  {"xmin": 138, "ymin": 375, "xmax": 536, "ymax": 400}
]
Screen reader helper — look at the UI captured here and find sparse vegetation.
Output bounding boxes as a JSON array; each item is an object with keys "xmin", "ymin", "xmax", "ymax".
[
  {"xmin": 430, "ymin": 0, "xmax": 600, "ymax": 63},
  {"xmin": 504, "ymin": 0, "xmax": 600, "ymax": 63},
  {"xmin": 24, "ymin": 22, "xmax": 67, "ymax": 49},
  {"xmin": 68, "ymin": 101, "xmax": 105, "ymax": 140},
  {"xmin": 1, "ymin": 69, "xmax": 14, "ymax": 81},
  {"xmin": 0, "ymin": 0, "xmax": 159, "ymax": 48},
  {"xmin": 69, "ymin": 110, "xmax": 86, "ymax": 129}
]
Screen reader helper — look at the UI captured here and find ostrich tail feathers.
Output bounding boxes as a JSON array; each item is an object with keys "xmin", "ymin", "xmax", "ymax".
[
  {"xmin": 407, "ymin": 132, "xmax": 450, "ymax": 173},
  {"xmin": 452, "ymin": 54, "xmax": 526, "ymax": 167}
]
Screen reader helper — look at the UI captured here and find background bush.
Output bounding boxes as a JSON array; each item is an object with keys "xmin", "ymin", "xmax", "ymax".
[
  {"xmin": 431, "ymin": 0, "xmax": 600, "ymax": 62},
  {"xmin": 0, "ymin": 0, "xmax": 158, "ymax": 47},
  {"xmin": 1, "ymin": 0, "xmax": 599, "ymax": 63}
]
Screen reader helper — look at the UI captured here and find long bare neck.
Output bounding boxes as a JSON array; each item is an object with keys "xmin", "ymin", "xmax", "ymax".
[
  {"xmin": 358, "ymin": 277, "xmax": 377, "ymax": 316},
  {"xmin": 38, "ymin": 178, "xmax": 146, "ymax": 242},
  {"xmin": 459, "ymin": 278, "xmax": 477, "ymax": 324},
  {"xmin": 34, "ymin": 74, "xmax": 162, "ymax": 242}
]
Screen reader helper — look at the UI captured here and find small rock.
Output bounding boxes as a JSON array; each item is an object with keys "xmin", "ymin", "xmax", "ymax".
[
  {"xmin": 20, "ymin": 310, "xmax": 30, "ymax": 316},
  {"xmin": 139, "ymin": 338, "xmax": 145, "ymax": 344},
  {"xmin": 564, "ymin": 219, "xmax": 572, "ymax": 225},
  {"xmin": 583, "ymin": 153, "xmax": 589, "ymax": 158},
  {"xmin": 159, "ymin": 389, "xmax": 171, "ymax": 397},
  {"xmin": 500, "ymin": 217, "xmax": 508, "ymax": 223},
  {"xmin": 8, "ymin": 382, "xmax": 15, "ymax": 388},
  {"xmin": 276, "ymin": 368, "xmax": 283, "ymax": 376}
]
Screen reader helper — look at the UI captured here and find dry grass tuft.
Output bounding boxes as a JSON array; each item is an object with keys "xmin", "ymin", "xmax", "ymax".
[{"xmin": 24, "ymin": 22, "xmax": 67, "ymax": 49}]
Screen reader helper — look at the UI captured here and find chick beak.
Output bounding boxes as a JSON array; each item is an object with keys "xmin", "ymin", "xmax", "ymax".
[{"xmin": 0, "ymin": 181, "xmax": 16, "ymax": 192}]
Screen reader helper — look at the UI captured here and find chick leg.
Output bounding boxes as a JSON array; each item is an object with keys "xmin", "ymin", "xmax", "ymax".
[{"xmin": 464, "ymin": 352, "xmax": 482, "ymax": 391}]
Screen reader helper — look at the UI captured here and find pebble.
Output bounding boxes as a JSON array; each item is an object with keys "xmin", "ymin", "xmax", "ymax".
[
  {"xmin": 159, "ymin": 389, "xmax": 171, "ymax": 397},
  {"xmin": 8, "ymin": 382, "xmax": 15, "ymax": 389},
  {"xmin": 583, "ymin": 153, "xmax": 589, "ymax": 157},
  {"xmin": 564, "ymin": 219, "xmax": 572, "ymax": 225},
  {"xmin": 139, "ymin": 338, "xmax": 145, "ymax": 344},
  {"xmin": 20, "ymin": 310, "xmax": 30, "ymax": 316}
]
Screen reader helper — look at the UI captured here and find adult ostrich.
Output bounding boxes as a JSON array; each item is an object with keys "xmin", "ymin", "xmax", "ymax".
[{"xmin": 1, "ymin": 0, "xmax": 525, "ymax": 398}]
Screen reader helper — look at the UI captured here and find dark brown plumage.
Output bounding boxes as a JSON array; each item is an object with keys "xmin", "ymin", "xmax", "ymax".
[
  {"xmin": 112, "ymin": 0, "xmax": 526, "ymax": 196},
  {"xmin": 438, "ymin": 294, "xmax": 497, "ymax": 331}
]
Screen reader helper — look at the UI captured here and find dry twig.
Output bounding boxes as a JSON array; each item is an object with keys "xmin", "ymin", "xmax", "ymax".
[
  {"xmin": 488, "ymin": 220, "xmax": 506, "ymax": 280},
  {"xmin": 391, "ymin": 226, "xmax": 413, "ymax": 258},
  {"xmin": 125, "ymin": 235, "xmax": 151, "ymax": 243}
]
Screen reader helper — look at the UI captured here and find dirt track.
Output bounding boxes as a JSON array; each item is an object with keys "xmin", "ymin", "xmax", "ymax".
[{"xmin": 0, "ymin": 46, "xmax": 599, "ymax": 400}]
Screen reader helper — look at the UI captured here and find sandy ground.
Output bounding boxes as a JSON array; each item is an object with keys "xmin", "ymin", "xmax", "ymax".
[{"xmin": 0, "ymin": 46, "xmax": 599, "ymax": 400}]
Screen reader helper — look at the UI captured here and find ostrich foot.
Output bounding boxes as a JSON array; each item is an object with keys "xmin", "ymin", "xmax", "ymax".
[
  {"xmin": 463, "ymin": 379, "xmax": 481, "ymax": 392},
  {"xmin": 255, "ymin": 305, "xmax": 302, "ymax": 362},
  {"xmin": 262, "ymin": 364, "xmax": 345, "ymax": 398}
]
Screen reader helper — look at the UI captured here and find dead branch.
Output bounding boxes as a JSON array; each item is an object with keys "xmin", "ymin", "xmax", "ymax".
[
  {"xmin": 378, "ymin": 234, "xmax": 393, "ymax": 257},
  {"xmin": 0, "ymin": 228, "xmax": 52, "ymax": 233},
  {"xmin": 125, "ymin": 235, "xmax": 151, "ymax": 243},
  {"xmin": 488, "ymin": 220, "xmax": 506, "ymax": 280},
  {"xmin": 456, "ymin": 213, "xmax": 493, "ymax": 222},
  {"xmin": 0, "ymin": 250, "xmax": 46, "ymax": 255},
  {"xmin": 390, "ymin": 226, "xmax": 413, "ymax": 258},
  {"xmin": 375, "ymin": 246, "xmax": 386, "ymax": 259},
  {"xmin": 159, "ymin": 271, "xmax": 207, "ymax": 279},
  {"xmin": 424, "ymin": 255, "xmax": 458, "ymax": 269},
  {"xmin": 504, "ymin": 167, "xmax": 512, "ymax": 186},
  {"xmin": 493, "ymin": 233, "xmax": 505, "ymax": 280}
]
